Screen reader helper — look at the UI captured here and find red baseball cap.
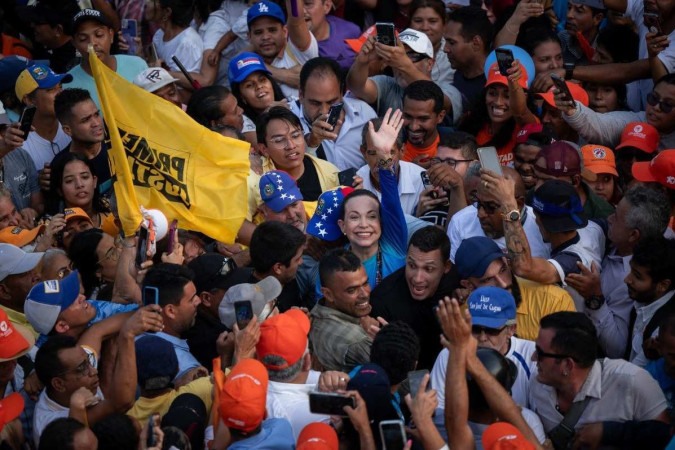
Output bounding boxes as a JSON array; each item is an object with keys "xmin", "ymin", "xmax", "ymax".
[
  {"xmin": 485, "ymin": 62, "xmax": 528, "ymax": 90},
  {"xmin": 297, "ymin": 422, "xmax": 339, "ymax": 450},
  {"xmin": 516, "ymin": 123, "xmax": 543, "ymax": 145},
  {"xmin": 256, "ymin": 309, "xmax": 310, "ymax": 370},
  {"xmin": 483, "ymin": 422, "xmax": 536, "ymax": 450},
  {"xmin": 615, "ymin": 122, "xmax": 659, "ymax": 154},
  {"xmin": 632, "ymin": 150, "xmax": 675, "ymax": 190},
  {"xmin": 0, "ymin": 393, "xmax": 25, "ymax": 433},
  {"xmin": 537, "ymin": 82, "xmax": 589, "ymax": 109},
  {"xmin": 218, "ymin": 358, "xmax": 269, "ymax": 432},
  {"xmin": 0, "ymin": 308, "xmax": 34, "ymax": 362},
  {"xmin": 581, "ymin": 145, "xmax": 618, "ymax": 177}
]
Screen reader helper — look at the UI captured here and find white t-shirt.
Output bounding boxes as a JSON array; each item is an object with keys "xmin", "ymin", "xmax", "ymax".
[
  {"xmin": 265, "ymin": 370, "xmax": 330, "ymax": 440},
  {"xmin": 153, "ymin": 27, "xmax": 204, "ymax": 73},
  {"xmin": 431, "ymin": 39, "xmax": 455, "ymax": 87},
  {"xmin": 21, "ymin": 122, "xmax": 71, "ymax": 172},
  {"xmin": 430, "ymin": 336, "xmax": 536, "ymax": 409},
  {"xmin": 356, "ymin": 161, "xmax": 425, "ymax": 216},
  {"xmin": 448, "ymin": 205, "xmax": 550, "ymax": 263},
  {"xmin": 272, "ymin": 35, "xmax": 319, "ymax": 98}
]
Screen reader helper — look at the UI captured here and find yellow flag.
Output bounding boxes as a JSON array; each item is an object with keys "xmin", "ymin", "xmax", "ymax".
[{"xmin": 89, "ymin": 51, "xmax": 250, "ymax": 243}]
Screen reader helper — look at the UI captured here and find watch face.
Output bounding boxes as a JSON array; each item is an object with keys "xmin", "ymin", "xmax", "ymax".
[{"xmin": 509, "ymin": 211, "xmax": 520, "ymax": 221}]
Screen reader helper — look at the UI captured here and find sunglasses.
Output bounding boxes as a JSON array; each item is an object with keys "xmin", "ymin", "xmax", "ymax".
[
  {"xmin": 472, "ymin": 325, "xmax": 507, "ymax": 336},
  {"xmin": 534, "ymin": 345, "xmax": 573, "ymax": 361},
  {"xmin": 406, "ymin": 51, "xmax": 429, "ymax": 63},
  {"xmin": 647, "ymin": 92, "xmax": 675, "ymax": 114},
  {"xmin": 473, "ymin": 200, "xmax": 500, "ymax": 215}
]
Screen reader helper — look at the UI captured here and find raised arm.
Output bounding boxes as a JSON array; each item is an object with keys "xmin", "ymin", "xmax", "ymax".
[
  {"xmin": 286, "ymin": 0, "xmax": 312, "ymax": 51},
  {"xmin": 346, "ymin": 36, "xmax": 380, "ymax": 105},
  {"xmin": 507, "ymin": 61, "xmax": 538, "ymax": 125},
  {"xmin": 494, "ymin": 0, "xmax": 544, "ymax": 47}
]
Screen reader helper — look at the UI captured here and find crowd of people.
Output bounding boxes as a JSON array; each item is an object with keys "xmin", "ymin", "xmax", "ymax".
[{"xmin": 0, "ymin": 0, "xmax": 675, "ymax": 448}]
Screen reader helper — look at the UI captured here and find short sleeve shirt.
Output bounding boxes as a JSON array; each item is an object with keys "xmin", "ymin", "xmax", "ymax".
[{"xmin": 3, "ymin": 148, "xmax": 39, "ymax": 210}]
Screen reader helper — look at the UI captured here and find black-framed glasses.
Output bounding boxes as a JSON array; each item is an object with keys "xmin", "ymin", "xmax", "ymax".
[
  {"xmin": 429, "ymin": 157, "xmax": 474, "ymax": 169},
  {"xmin": 406, "ymin": 51, "xmax": 429, "ymax": 63},
  {"xmin": 97, "ymin": 245, "xmax": 120, "ymax": 265},
  {"xmin": 472, "ymin": 325, "xmax": 506, "ymax": 336},
  {"xmin": 647, "ymin": 92, "xmax": 675, "ymax": 114},
  {"xmin": 57, "ymin": 352, "xmax": 96, "ymax": 377},
  {"xmin": 473, "ymin": 200, "xmax": 500, "ymax": 215},
  {"xmin": 535, "ymin": 345, "xmax": 572, "ymax": 361}
]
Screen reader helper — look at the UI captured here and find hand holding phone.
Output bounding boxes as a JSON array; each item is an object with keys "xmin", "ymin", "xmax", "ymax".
[
  {"xmin": 166, "ymin": 220, "xmax": 178, "ymax": 254},
  {"xmin": 234, "ymin": 300, "xmax": 254, "ymax": 330},
  {"xmin": 407, "ymin": 369, "xmax": 430, "ymax": 398},
  {"xmin": 495, "ymin": 48, "xmax": 515, "ymax": 77},
  {"xmin": 379, "ymin": 420, "xmax": 406, "ymax": 450},
  {"xmin": 326, "ymin": 102, "xmax": 344, "ymax": 131},
  {"xmin": 550, "ymin": 73, "xmax": 573, "ymax": 103},
  {"xmin": 644, "ymin": 12, "xmax": 663, "ymax": 35},
  {"xmin": 308, "ymin": 392, "xmax": 356, "ymax": 416},
  {"xmin": 18, "ymin": 106, "xmax": 36, "ymax": 139},
  {"xmin": 477, "ymin": 146, "xmax": 503, "ymax": 176},
  {"xmin": 135, "ymin": 227, "xmax": 150, "ymax": 268},
  {"xmin": 338, "ymin": 168, "xmax": 358, "ymax": 186},
  {"xmin": 420, "ymin": 171, "xmax": 439, "ymax": 199},
  {"xmin": 375, "ymin": 22, "xmax": 396, "ymax": 46}
]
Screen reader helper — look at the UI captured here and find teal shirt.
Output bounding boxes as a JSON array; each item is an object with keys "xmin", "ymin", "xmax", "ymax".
[{"xmin": 67, "ymin": 54, "xmax": 148, "ymax": 109}]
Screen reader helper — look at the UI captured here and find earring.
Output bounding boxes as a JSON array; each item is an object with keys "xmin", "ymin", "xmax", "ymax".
[{"xmin": 562, "ymin": 371, "xmax": 569, "ymax": 377}]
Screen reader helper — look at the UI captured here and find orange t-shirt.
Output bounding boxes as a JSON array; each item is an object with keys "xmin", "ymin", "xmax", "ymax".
[
  {"xmin": 1, "ymin": 34, "xmax": 31, "ymax": 59},
  {"xmin": 402, "ymin": 134, "xmax": 440, "ymax": 163}
]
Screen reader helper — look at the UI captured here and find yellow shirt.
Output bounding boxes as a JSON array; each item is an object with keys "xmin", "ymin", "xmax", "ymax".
[
  {"xmin": 126, "ymin": 376, "xmax": 213, "ymax": 427},
  {"xmin": 515, "ymin": 277, "xmax": 576, "ymax": 341},
  {"xmin": 0, "ymin": 305, "xmax": 38, "ymax": 338}
]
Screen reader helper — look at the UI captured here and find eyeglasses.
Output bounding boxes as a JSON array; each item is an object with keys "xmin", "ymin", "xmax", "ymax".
[
  {"xmin": 57, "ymin": 352, "xmax": 96, "ymax": 378},
  {"xmin": 534, "ymin": 345, "xmax": 572, "ymax": 361},
  {"xmin": 97, "ymin": 245, "xmax": 120, "ymax": 265},
  {"xmin": 473, "ymin": 200, "xmax": 500, "ymax": 215},
  {"xmin": 56, "ymin": 262, "xmax": 74, "ymax": 280},
  {"xmin": 472, "ymin": 325, "xmax": 506, "ymax": 336},
  {"xmin": 269, "ymin": 130, "xmax": 305, "ymax": 148},
  {"xmin": 429, "ymin": 157, "xmax": 474, "ymax": 170},
  {"xmin": 647, "ymin": 92, "xmax": 675, "ymax": 113},
  {"xmin": 406, "ymin": 51, "xmax": 429, "ymax": 63}
]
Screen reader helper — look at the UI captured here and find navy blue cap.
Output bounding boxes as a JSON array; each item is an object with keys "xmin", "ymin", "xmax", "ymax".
[
  {"xmin": 468, "ymin": 287, "xmax": 517, "ymax": 329},
  {"xmin": 247, "ymin": 1, "xmax": 286, "ymax": 26},
  {"xmin": 228, "ymin": 52, "xmax": 271, "ymax": 84},
  {"xmin": 136, "ymin": 335, "xmax": 179, "ymax": 390},
  {"xmin": 454, "ymin": 236, "xmax": 505, "ymax": 279}
]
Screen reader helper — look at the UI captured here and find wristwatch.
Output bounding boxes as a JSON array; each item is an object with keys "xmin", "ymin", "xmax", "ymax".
[
  {"xmin": 564, "ymin": 62, "xmax": 575, "ymax": 81},
  {"xmin": 502, "ymin": 209, "xmax": 521, "ymax": 222},
  {"xmin": 585, "ymin": 294, "xmax": 605, "ymax": 311}
]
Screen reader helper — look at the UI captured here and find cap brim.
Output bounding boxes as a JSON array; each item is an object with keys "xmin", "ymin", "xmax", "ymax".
[
  {"xmin": 536, "ymin": 92, "xmax": 556, "ymax": 108},
  {"xmin": 585, "ymin": 164, "xmax": 618, "ymax": 178},
  {"xmin": 460, "ymin": 251, "xmax": 504, "ymax": 279},
  {"xmin": 257, "ymin": 276, "xmax": 282, "ymax": 301},
  {"xmin": 538, "ymin": 213, "xmax": 587, "ymax": 233},
  {"xmin": 231, "ymin": 66, "xmax": 271, "ymax": 84},
  {"xmin": 471, "ymin": 316, "xmax": 509, "ymax": 329},
  {"xmin": 345, "ymin": 38, "xmax": 364, "ymax": 54},
  {"xmin": 11, "ymin": 252, "xmax": 43, "ymax": 277},
  {"xmin": 581, "ymin": 167, "xmax": 598, "ymax": 182},
  {"xmin": 631, "ymin": 161, "xmax": 657, "ymax": 182},
  {"xmin": 0, "ymin": 323, "xmax": 36, "ymax": 362},
  {"xmin": 615, "ymin": 139, "xmax": 656, "ymax": 154},
  {"xmin": 0, "ymin": 393, "xmax": 24, "ymax": 423}
]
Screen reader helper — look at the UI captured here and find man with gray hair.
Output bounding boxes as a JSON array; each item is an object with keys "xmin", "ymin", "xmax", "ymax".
[
  {"xmin": 566, "ymin": 186, "xmax": 671, "ymax": 358},
  {"xmin": 255, "ymin": 309, "xmax": 329, "ymax": 440}
]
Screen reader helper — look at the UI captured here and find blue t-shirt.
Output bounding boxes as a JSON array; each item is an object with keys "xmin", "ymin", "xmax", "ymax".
[
  {"xmin": 227, "ymin": 418, "xmax": 295, "ymax": 449},
  {"xmin": 646, "ymin": 358, "xmax": 675, "ymax": 410},
  {"xmin": 67, "ymin": 55, "xmax": 148, "ymax": 109}
]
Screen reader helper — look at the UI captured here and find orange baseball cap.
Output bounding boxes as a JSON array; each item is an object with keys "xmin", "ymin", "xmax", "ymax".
[
  {"xmin": 615, "ymin": 122, "xmax": 659, "ymax": 154},
  {"xmin": 0, "ymin": 225, "xmax": 44, "ymax": 247},
  {"xmin": 218, "ymin": 358, "xmax": 268, "ymax": 432},
  {"xmin": 537, "ymin": 82, "xmax": 589, "ymax": 109},
  {"xmin": 485, "ymin": 62, "xmax": 528, "ymax": 90},
  {"xmin": 345, "ymin": 26, "xmax": 377, "ymax": 54},
  {"xmin": 63, "ymin": 207, "xmax": 93, "ymax": 224},
  {"xmin": 483, "ymin": 422, "xmax": 536, "ymax": 450},
  {"xmin": 0, "ymin": 393, "xmax": 25, "ymax": 433},
  {"xmin": 256, "ymin": 309, "xmax": 310, "ymax": 370},
  {"xmin": 297, "ymin": 422, "xmax": 339, "ymax": 450},
  {"xmin": 0, "ymin": 308, "xmax": 33, "ymax": 362},
  {"xmin": 632, "ymin": 149, "xmax": 675, "ymax": 190},
  {"xmin": 581, "ymin": 145, "xmax": 618, "ymax": 177}
]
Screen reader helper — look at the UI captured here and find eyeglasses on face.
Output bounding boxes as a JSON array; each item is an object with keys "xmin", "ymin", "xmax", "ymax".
[
  {"xmin": 471, "ymin": 325, "xmax": 507, "ymax": 336},
  {"xmin": 58, "ymin": 352, "xmax": 96, "ymax": 378},
  {"xmin": 647, "ymin": 92, "xmax": 675, "ymax": 114},
  {"xmin": 535, "ymin": 345, "xmax": 572, "ymax": 361},
  {"xmin": 429, "ymin": 157, "xmax": 474, "ymax": 169}
]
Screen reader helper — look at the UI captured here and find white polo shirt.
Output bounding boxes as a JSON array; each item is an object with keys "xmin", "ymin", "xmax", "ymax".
[
  {"xmin": 356, "ymin": 161, "xmax": 425, "ymax": 216},
  {"xmin": 430, "ymin": 336, "xmax": 537, "ymax": 409},
  {"xmin": 271, "ymin": 35, "xmax": 319, "ymax": 98},
  {"xmin": 290, "ymin": 96, "xmax": 377, "ymax": 171},
  {"xmin": 448, "ymin": 204, "xmax": 550, "ymax": 263},
  {"xmin": 21, "ymin": 123, "xmax": 71, "ymax": 173}
]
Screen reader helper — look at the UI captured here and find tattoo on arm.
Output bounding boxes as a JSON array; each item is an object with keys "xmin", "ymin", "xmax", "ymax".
[{"xmin": 503, "ymin": 218, "xmax": 532, "ymax": 271}]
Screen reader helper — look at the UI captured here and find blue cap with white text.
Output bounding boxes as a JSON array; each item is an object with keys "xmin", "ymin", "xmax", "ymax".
[{"xmin": 468, "ymin": 287, "xmax": 516, "ymax": 330}]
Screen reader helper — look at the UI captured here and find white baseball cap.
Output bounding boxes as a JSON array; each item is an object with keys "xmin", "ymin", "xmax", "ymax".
[
  {"xmin": 398, "ymin": 29, "xmax": 434, "ymax": 59},
  {"xmin": 0, "ymin": 244, "xmax": 43, "ymax": 282},
  {"xmin": 133, "ymin": 68, "xmax": 179, "ymax": 93},
  {"xmin": 218, "ymin": 276, "xmax": 282, "ymax": 329}
]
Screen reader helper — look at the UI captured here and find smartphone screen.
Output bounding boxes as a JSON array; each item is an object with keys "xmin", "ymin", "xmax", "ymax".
[
  {"xmin": 408, "ymin": 369, "xmax": 429, "ymax": 398},
  {"xmin": 338, "ymin": 167, "xmax": 358, "ymax": 186},
  {"xmin": 477, "ymin": 146, "xmax": 503, "ymax": 176},
  {"xmin": 495, "ymin": 48, "xmax": 514, "ymax": 76},
  {"xmin": 121, "ymin": 19, "xmax": 138, "ymax": 55},
  {"xmin": 143, "ymin": 286, "xmax": 159, "ymax": 307},
  {"xmin": 420, "ymin": 172, "xmax": 438, "ymax": 199},
  {"xmin": 19, "ymin": 106, "xmax": 36, "ymax": 138},
  {"xmin": 375, "ymin": 22, "xmax": 396, "ymax": 46},
  {"xmin": 550, "ymin": 73, "xmax": 573, "ymax": 103},
  {"xmin": 136, "ymin": 227, "xmax": 149, "ymax": 268},
  {"xmin": 644, "ymin": 12, "xmax": 663, "ymax": 34},
  {"xmin": 326, "ymin": 102, "xmax": 344, "ymax": 130},
  {"xmin": 308, "ymin": 392, "xmax": 355, "ymax": 416},
  {"xmin": 166, "ymin": 220, "xmax": 178, "ymax": 254},
  {"xmin": 234, "ymin": 301, "xmax": 253, "ymax": 329},
  {"xmin": 379, "ymin": 420, "xmax": 406, "ymax": 450}
]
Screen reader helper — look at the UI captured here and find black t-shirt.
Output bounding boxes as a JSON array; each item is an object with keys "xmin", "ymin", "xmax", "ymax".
[
  {"xmin": 51, "ymin": 142, "xmax": 112, "ymax": 193},
  {"xmin": 32, "ymin": 41, "xmax": 78, "ymax": 74},
  {"xmin": 296, "ymin": 156, "xmax": 322, "ymax": 202},
  {"xmin": 453, "ymin": 71, "xmax": 487, "ymax": 112},
  {"xmin": 185, "ymin": 311, "xmax": 228, "ymax": 368},
  {"xmin": 370, "ymin": 266, "xmax": 460, "ymax": 370}
]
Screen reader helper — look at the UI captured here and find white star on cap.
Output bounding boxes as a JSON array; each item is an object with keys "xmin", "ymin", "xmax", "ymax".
[
  {"xmin": 277, "ymin": 185, "xmax": 284, "ymax": 191},
  {"xmin": 321, "ymin": 214, "xmax": 328, "ymax": 220},
  {"xmin": 280, "ymin": 193, "xmax": 288, "ymax": 199},
  {"xmin": 318, "ymin": 228, "xmax": 327, "ymax": 237},
  {"xmin": 327, "ymin": 207, "xmax": 333, "ymax": 214},
  {"xmin": 315, "ymin": 222, "xmax": 323, "ymax": 228},
  {"xmin": 289, "ymin": 194, "xmax": 296, "ymax": 200},
  {"xmin": 667, "ymin": 176, "xmax": 675, "ymax": 185}
]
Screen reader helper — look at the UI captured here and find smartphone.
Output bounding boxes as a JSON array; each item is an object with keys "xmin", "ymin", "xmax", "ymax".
[
  {"xmin": 550, "ymin": 73, "xmax": 573, "ymax": 103},
  {"xmin": 326, "ymin": 102, "xmax": 344, "ymax": 130},
  {"xmin": 477, "ymin": 146, "xmax": 503, "ymax": 176},
  {"xmin": 121, "ymin": 19, "xmax": 138, "ymax": 55},
  {"xmin": 143, "ymin": 286, "xmax": 159, "ymax": 307},
  {"xmin": 136, "ymin": 226, "xmax": 149, "ymax": 268},
  {"xmin": 495, "ymin": 48, "xmax": 514, "ymax": 77},
  {"xmin": 420, "ymin": 171, "xmax": 438, "ymax": 199},
  {"xmin": 338, "ymin": 167, "xmax": 358, "ymax": 186},
  {"xmin": 408, "ymin": 369, "xmax": 429, "ymax": 398},
  {"xmin": 146, "ymin": 415, "xmax": 156, "ymax": 448},
  {"xmin": 18, "ymin": 105, "xmax": 36, "ymax": 139},
  {"xmin": 644, "ymin": 12, "xmax": 663, "ymax": 35},
  {"xmin": 234, "ymin": 300, "xmax": 253, "ymax": 330},
  {"xmin": 375, "ymin": 22, "xmax": 396, "ymax": 46},
  {"xmin": 379, "ymin": 420, "xmax": 406, "ymax": 450},
  {"xmin": 308, "ymin": 392, "xmax": 355, "ymax": 416},
  {"xmin": 166, "ymin": 219, "xmax": 178, "ymax": 254}
]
